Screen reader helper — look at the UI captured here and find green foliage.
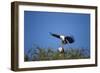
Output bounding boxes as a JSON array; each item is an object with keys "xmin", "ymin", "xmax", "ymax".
[
  {"xmin": 24, "ymin": 54, "xmax": 29, "ymax": 61},
  {"xmin": 24, "ymin": 46, "xmax": 90, "ymax": 61}
]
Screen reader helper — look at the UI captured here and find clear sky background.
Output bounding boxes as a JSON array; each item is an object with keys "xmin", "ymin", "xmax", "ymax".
[{"xmin": 24, "ymin": 11, "xmax": 90, "ymax": 53}]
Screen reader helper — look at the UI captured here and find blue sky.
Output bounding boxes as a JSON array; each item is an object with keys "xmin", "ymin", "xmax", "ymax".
[{"xmin": 24, "ymin": 11, "xmax": 90, "ymax": 53}]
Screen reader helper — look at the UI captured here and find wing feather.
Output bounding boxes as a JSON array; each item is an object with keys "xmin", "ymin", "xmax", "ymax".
[
  {"xmin": 65, "ymin": 36, "xmax": 74, "ymax": 43},
  {"xmin": 50, "ymin": 33, "xmax": 60, "ymax": 39}
]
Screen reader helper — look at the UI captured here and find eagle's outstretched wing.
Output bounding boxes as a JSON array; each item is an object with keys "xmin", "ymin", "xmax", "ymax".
[
  {"xmin": 50, "ymin": 32, "xmax": 75, "ymax": 44},
  {"xmin": 50, "ymin": 32, "xmax": 60, "ymax": 39},
  {"xmin": 65, "ymin": 36, "xmax": 74, "ymax": 43}
]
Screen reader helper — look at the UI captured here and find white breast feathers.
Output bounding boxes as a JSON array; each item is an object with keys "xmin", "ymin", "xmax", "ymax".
[{"xmin": 60, "ymin": 35, "xmax": 65, "ymax": 40}]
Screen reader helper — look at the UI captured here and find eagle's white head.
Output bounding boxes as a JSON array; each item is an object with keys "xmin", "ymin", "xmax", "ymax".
[{"xmin": 58, "ymin": 47, "xmax": 64, "ymax": 53}]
